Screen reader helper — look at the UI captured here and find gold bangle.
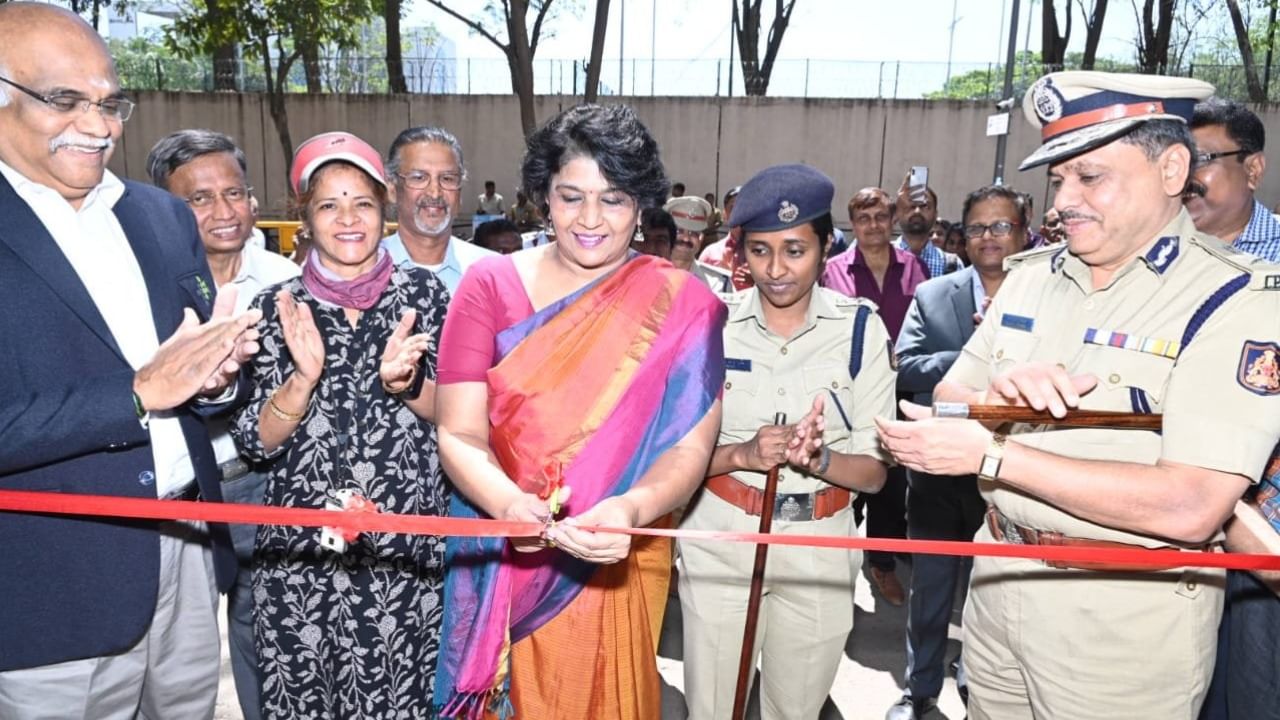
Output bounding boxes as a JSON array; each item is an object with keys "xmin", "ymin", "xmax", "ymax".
[
  {"xmin": 267, "ymin": 388, "xmax": 306, "ymax": 422},
  {"xmin": 382, "ymin": 365, "xmax": 417, "ymax": 396}
]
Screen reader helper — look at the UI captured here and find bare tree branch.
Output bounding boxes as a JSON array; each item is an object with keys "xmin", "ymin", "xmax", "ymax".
[
  {"xmin": 425, "ymin": 0, "xmax": 508, "ymax": 51},
  {"xmin": 530, "ymin": 0, "xmax": 555, "ymax": 58},
  {"xmin": 1226, "ymin": 0, "xmax": 1265, "ymax": 100}
]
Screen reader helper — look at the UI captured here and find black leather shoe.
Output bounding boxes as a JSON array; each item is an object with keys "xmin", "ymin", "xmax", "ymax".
[{"xmin": 885, "ymin": 695, "xmax": 937, "ymax": 720}]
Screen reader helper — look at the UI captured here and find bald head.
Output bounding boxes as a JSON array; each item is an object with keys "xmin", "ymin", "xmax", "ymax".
[
  {"xmin": 0, "ymin": 3, "xmax": 110, "ymax": 93},
  {"xmin": 0, "ymin": 2, "xmax": 122, "ymax": 206}
]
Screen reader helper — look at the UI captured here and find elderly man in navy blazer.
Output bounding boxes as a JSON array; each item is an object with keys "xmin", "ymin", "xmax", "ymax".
[
  {"xmin": 0, "ymin": 4, "xmax": 260, "ymax": 718},
  {"xmin": 885, "ymin": 184, "xmax": 1030, "ymax": 720}
]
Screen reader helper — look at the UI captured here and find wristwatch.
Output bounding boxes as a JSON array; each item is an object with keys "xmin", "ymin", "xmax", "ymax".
[{"xmin": 977, "ymin": 432, "xmax": 1007, "ymax": 481}]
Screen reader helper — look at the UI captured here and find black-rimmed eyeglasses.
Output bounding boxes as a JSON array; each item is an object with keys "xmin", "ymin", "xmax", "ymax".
[
  {"xmin": 0, "ymin": 76, "xmax": 135, "ymax": 122},
  {"xmin": 1194, "ymin": 149, "xmax": 1249, "ymax": 166},
  {"xmin": 963, "ymin": 220, "xmax": 1021, "ymax": 239}
]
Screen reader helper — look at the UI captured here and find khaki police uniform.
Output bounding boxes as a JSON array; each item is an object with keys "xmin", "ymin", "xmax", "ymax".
[
  {"xmin": 945, "ymin": 210, "xmax": 1280, "ymax": 719},
  {"xmin": 678, "ymin": 286, "xmax": 896, "ymax": 720}
]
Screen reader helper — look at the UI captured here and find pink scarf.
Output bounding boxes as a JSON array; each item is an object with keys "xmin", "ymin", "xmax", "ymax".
[{"xmin": 302, "ymin": 248, "xmax": 394, "ymax": 310}]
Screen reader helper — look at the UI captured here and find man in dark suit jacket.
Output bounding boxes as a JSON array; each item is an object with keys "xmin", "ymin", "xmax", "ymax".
[
  {"xmin": 885, "ymin": 185, "xmax": 1029, "ymax": 720},
  {"xmin": 0, "ymin": 5, "xmax": 259, "ymax": 717}
]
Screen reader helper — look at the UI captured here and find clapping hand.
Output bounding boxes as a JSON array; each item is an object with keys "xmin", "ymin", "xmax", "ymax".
[
  {"xmin": 277, "ymin": 290, "xmax": 325, "ymax": 388},
  {"xmin": 787, "ymin": 394, "xmax": 827, "ymax": 473},
  {"xmin": 379, "ymin": 310, "xmax": 430, "ymax": 393},
  {"xmin": 132, "ymin": 286, "xmax": 262, "ymax": 411}
]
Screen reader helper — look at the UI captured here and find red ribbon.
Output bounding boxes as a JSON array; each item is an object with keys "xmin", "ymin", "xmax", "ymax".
[{"xmin": 3, "ymin": 488, "xmax": 1279, "ymax": 571}]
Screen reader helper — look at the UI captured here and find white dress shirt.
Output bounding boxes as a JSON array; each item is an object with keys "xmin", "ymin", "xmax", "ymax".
[{"xmin": 0, "ymin": 158, "xmax": 194, "ymax": 497}]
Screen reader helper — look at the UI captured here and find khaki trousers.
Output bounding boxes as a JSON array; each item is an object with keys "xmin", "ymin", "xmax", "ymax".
[
  {"xmin": 963, "ymin": 523, "xmax": 1223, "ymax": 720},
  {"xmin": 0, "ymin": 521, "xmax": 221, "ymax": 720},
  {"xmin": 678, "ymin": 492, "xmax": 861, "ymax": 720}
]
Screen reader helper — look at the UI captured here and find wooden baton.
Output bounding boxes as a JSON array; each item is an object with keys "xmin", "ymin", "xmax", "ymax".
[
  {"xmin": 731, "ymin": 411, "xmax": 787, "ymax": 720},
  {"xmin": 932, "ymin": 402, "xmax": 1163, "ymax": 430}
]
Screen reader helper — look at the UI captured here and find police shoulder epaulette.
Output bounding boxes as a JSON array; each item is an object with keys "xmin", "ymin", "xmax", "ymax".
[
  {"xmin": 1002, "ymin": 242, "xmax": 1063, "ymax": 271},
  {"xmin": 824, "ymin": 288, "xmax": 880, "ymax": 315},
  {"xmin": 1187, "ymin": 232, "xmax": 1259, "ymax": 275}
]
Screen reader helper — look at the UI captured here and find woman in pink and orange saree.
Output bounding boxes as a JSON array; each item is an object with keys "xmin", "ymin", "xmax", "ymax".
[{"xmin": 432, "ymin": 104, "xmax": 726, "ymax": 720}]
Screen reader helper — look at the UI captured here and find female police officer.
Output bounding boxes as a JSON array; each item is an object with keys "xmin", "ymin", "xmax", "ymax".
[{"xmin": 677, "ymin": 164, "xmax": 897, "ymax": 720}]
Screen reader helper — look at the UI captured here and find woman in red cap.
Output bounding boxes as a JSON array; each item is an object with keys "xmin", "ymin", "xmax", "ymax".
[{"xmin": 231, "ymin": 131, "xmax": 451, "ymax": 718}]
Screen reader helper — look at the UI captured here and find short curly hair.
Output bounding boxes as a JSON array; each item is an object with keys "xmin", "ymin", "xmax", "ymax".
[{"xmin": 520, "ymin": 104, "xmax": 668, "ymax": 211}]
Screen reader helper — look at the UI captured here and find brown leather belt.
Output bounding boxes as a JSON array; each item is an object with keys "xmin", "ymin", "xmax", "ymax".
[
  {"xmin": 985, "ymin": 506, "xmax": 1203, "ymax": 572},
  {"xmin": 704, "ymin": 473, "xmax": 851, "ymax": 522}
]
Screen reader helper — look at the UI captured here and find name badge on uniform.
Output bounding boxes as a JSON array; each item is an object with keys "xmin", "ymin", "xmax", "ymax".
[
  {"xmin": 725, "ymin": 358, "xmax": 753, "ymax": 372},
  {"xmin": 1000, "ymin": 314, "xmax": 1035, "ymax": 332}
]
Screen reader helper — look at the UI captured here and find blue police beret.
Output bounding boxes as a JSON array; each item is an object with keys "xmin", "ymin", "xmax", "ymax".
[{"xmin": 727, "ymin": 164, "xmax": 834, "ymax": 233}]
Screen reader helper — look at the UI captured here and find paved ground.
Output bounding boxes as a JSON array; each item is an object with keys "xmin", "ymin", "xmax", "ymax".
[{"xmin": 215, "ymin": 553, "xmax": 968, "ymax": 720}]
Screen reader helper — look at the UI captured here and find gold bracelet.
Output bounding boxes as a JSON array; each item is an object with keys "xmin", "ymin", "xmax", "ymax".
[
  {"xmin": 267, "ymin": 388, "xmax": 307, "ymax": 422},
  {"xmin": 381, "ymin": 365, "xmax": 417, "ymax": 396}
]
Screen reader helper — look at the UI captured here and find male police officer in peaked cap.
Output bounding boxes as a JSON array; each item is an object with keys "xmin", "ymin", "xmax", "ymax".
[{"xmin": 876, "ymin": 71, "xmax": 1280, "ymax": 719}]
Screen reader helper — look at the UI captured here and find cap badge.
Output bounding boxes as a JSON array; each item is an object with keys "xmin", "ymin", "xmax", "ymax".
[
  {"xmin": 778, "ymin": 200, "xmax": 799, "ymax": 223},
  {"xmin": 1031, "ymin": 77, "xmax": 1065, "ymax": 124}
]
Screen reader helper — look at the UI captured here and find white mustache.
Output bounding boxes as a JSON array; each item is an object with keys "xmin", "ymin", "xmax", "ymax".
[{"xmin": 49, "ymin": 133, "xmax": 114, "ymax": 153}]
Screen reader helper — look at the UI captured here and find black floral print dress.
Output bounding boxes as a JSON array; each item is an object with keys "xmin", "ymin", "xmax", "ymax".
[{"xmin": 231, "ymin": 266, "xmax": 450, "ymax": 720}]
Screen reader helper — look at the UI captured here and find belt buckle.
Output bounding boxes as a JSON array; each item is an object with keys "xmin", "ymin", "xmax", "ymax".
[
  {"xmin": 996, "ymin": 512, "xmax": 1025, "ymax": 544},
  {"xmin": 774, "ymin": 493, "xmax": 814, "ymax": 522}
]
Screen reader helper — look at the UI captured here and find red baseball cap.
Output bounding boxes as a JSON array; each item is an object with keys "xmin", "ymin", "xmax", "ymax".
[{"xmin": 290, "ymin": 131, "xmax": 387, "ymax": 195}]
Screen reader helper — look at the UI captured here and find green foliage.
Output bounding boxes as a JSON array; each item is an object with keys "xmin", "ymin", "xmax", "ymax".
[
  {"xmin": 926, "ymin": 51, "xmax": 1043, "ymax": 101},
  {"xmin": 165, "ymin": 0, "xmax": 378, "ymax": 90},
  {"xmin": 110, "ymin": 35, "xmax": 208, "ymax": 91},
  {"xmin": 926, "ymin": 51, "xmax": 1136, "ymax": 100}
]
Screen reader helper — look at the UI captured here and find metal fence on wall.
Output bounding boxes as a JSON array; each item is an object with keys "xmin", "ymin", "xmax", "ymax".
[{"xmin": 113, "ymin": 54, "xmax": 1280, "ymax": 102}]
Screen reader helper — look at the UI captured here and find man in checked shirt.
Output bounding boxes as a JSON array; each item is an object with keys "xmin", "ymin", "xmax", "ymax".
[{"xmin": 1185, "ymin": 98, "xmax": 1280, "ymax": 720}]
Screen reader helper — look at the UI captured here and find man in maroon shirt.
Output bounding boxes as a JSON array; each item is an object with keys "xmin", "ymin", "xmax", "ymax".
[{"xmin": 822, "ymin": 187, "xmax": 927, "ymax": 606}]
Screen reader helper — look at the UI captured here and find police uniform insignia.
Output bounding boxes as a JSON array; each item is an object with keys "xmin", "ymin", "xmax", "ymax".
[
  {"xmin": 725, "ymin": 358, "xmax": 753, "ymax": 372},
  {"xmin": 1083, "ymin": 328, "xmax": 1181, "ymax": 359},
  {"xmin": 1266, "ymin": 275, "xmax": 1280, "ymax": 290},
  {"xmin": 886, "ymin": 338, "xmax": 898, "ymax": 371},
  {"xmin": 1143, "ymin": 236, "xmax": 1179, "ymax": 274},
  {"xmin": 777, "ymin": 200, "xmax": 799, "ymax": 224},
  {"xmin": 1238, "ymin": 341, "xmax": 1280, "ymax": 396},
  {"xmin": 778, "ymin": 495, "xmax": 802, "ymax": 522},
  {"xmin": 1051, "ymin": 248, "xmax": 1067, "ymax": 273},
  {"xmin": 1031, "ymin": 76, "xmax": 1065, "ymax": 123}
]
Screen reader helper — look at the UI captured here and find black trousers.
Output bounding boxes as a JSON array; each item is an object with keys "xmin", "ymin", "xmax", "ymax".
[
  {"xmin": 903, "ymin": 470, "xmax": 985, "ymax": 699},
  {"xmin": 854, "ymin": 464, "xmax": 909, "ymax": 570}
]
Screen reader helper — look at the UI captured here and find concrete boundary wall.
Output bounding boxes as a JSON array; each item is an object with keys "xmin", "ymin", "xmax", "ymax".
[{"xmin": 109, "ymin": 92, "xmax": 1280, "ymax": 224}]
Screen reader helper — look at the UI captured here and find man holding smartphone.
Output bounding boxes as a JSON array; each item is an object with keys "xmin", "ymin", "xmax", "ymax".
[{"xmin": 894, "ymin": 168, "xmax": 961, "ymax": 279}]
